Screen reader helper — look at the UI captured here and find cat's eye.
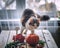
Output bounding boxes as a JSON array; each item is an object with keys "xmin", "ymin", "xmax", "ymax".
[
  {"xmin": 37, "ymin": 24, "xmax": 39, "ymax": 26},
  {"xmin": 29, "ymin": 23, "xmax": 34, "ymax": 26}
]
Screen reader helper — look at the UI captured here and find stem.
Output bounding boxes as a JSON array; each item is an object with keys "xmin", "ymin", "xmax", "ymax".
[{"xmin": 31, "ymin": 30, "xmax": 34, "ymax": 34}]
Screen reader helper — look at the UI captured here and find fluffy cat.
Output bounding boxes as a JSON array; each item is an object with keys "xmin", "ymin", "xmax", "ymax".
[{"xmin": 20, "ymin": 9, "xmax": 50, "ymax": 34}]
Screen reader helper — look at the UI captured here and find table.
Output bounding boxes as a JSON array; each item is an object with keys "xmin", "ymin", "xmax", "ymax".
[
  {"xmin": 0, "ymin": 30, "xmax": 58, "ymax": 48},
  {"xmin": 24, "ymin": 30, "xmax": 58, "ymax": 48}
]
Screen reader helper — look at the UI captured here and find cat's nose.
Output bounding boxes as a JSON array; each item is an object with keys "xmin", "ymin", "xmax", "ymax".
[{"xmin": 34, "ymin": 23, "xmax": 37, "ymax": 28}]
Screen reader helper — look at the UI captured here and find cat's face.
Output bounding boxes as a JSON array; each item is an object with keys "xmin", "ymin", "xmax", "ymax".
[
  {"xmin": 28, "ymin": 16, "xmax": 40, "ymax": 29},
  {"xmin": 21, "ymin": 9, "xmax": 50, "ymax": 32},
  {"xmin": 29, "ymin": 19, "xmax": 39, "ymax": 29}
]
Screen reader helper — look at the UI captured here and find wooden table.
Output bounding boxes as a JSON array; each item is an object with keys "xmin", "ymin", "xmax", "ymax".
[
  {"xmin": 0, "ymin": 30, "xmax": 58, "ymax": 48},
  {"xmin": 22, "ymin": 30, "xmax": 58, "ymax": 48}
]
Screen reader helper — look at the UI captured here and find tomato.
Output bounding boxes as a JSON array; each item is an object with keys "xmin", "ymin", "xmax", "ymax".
[
  {"xmin": 26, "ymin": 34, "xmax": 39, "ymax": 46},
  {"xmin": 13, "ymin": 34, "xmax": 25, "ymax": 43}
]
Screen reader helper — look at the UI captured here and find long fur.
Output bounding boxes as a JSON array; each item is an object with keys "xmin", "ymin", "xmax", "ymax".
[
  {"xmin": 21, "ymin": 9, "xmax": 35, "ymax": 27},
  {"xmin": 20, "ymin": 9, "xmax": 50, "ymax": 34}
]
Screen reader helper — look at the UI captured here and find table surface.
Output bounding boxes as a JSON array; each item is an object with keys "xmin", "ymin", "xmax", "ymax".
[
  {"xmin": 0, "ymin": 30, "xmax": 58, "ymax": 48},
  {"xmin": 24, "ymin": 30, "xmax": 58, "ymax": 48}
]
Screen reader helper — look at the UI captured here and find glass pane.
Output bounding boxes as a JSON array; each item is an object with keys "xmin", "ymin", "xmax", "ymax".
[
  {"xmin": 26, "ymin": 0, "xmax": 57, "ymax": 18},
  {"xmin": 35, "ymin": 0, "xmax": 40, "ymax": 2},
  {"xmin": 13, "ymin": 21, "xmax": 19, "ymax": 26},
  {"xmin": 1, "ymin": 21, "xmax": 8, "ymax": 30},
  {"xmin": 0, "ymin": 0, "xmax": 16, "ymax": 10},
  {"xmin": 9, "ymin": 21, "xmax": 14, "ymax": 30},
  {"xmin": 0, "ymin": 10, "xmax": 7, "ymax": 19},
  {"xmin": 48, "ymin": 21, "xmax": 54, "ymax": 26},
  {"xmin": 8, "ymin": 10, "xmax": 19, "ymax": 19}
]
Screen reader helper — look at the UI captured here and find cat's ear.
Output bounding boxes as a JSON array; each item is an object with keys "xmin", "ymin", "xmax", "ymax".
[
  {"xmin": 36, "ymin": 14, "xmax": 50, "ymax": 21},
  {"xmin": 40, "ymin": 15, "xmax": 50, "ymax": 21}
]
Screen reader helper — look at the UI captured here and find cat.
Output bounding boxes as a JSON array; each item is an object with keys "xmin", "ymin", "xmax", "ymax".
[{"xmin": 20, "ymin": 9, "xmax": 50, "ymax": 34}]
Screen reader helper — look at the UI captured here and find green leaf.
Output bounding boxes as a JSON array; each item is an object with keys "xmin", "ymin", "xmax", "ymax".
[
  {"xmin": 5, "ymin": 41, "xmax": 21, "ymax": 48},
  {"xmin": 38, "ymin": 40, "xmax": 45, "ymax": 46}
]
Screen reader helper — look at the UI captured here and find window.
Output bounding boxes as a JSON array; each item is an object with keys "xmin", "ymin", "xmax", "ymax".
[
  {"xmin": 48, "ymin": 21, "xmax": 54, "ymax": 26},
  {"xmin": 1, "ymin": 21, "xmax": 8, "ymax": 30},
  {"xmin": 0, "ymin": 10, "xmax": 7, "ymax": 19},
  {"xmin": 9, "ymin": 21, "xmax": 14, "ymax": 30},
  {"xmin": 35, "ymin": 0, "xmax": 40, "ymax": 3},
  {"xmin": 0, "ymin": 0, "xmax": 16, "ymax": 10},
  {"xmin": 26, "ymin": 0, "xmax": 57, "ymax": 18},
  {"xmin": 8, "ymin": 10, "xmax": 19, "ymax": 19}
]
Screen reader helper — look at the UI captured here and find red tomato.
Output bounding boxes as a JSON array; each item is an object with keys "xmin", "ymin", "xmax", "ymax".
[
  {"xmin": 26, "ymin": 34, "xmax": 39, "ymax": 46},
  {"xmin": 13, "ymin": 34, "xmax": 25, "ymax": 43}
]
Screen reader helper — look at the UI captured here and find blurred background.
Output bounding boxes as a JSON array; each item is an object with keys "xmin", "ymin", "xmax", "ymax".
[
  {"xmin": 0, "ymin": 0, "xmax": 60, "ymax": 48},
  {"xmin": 0, "ymin": 0, "xmax": 16, "ymax": 10}
]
